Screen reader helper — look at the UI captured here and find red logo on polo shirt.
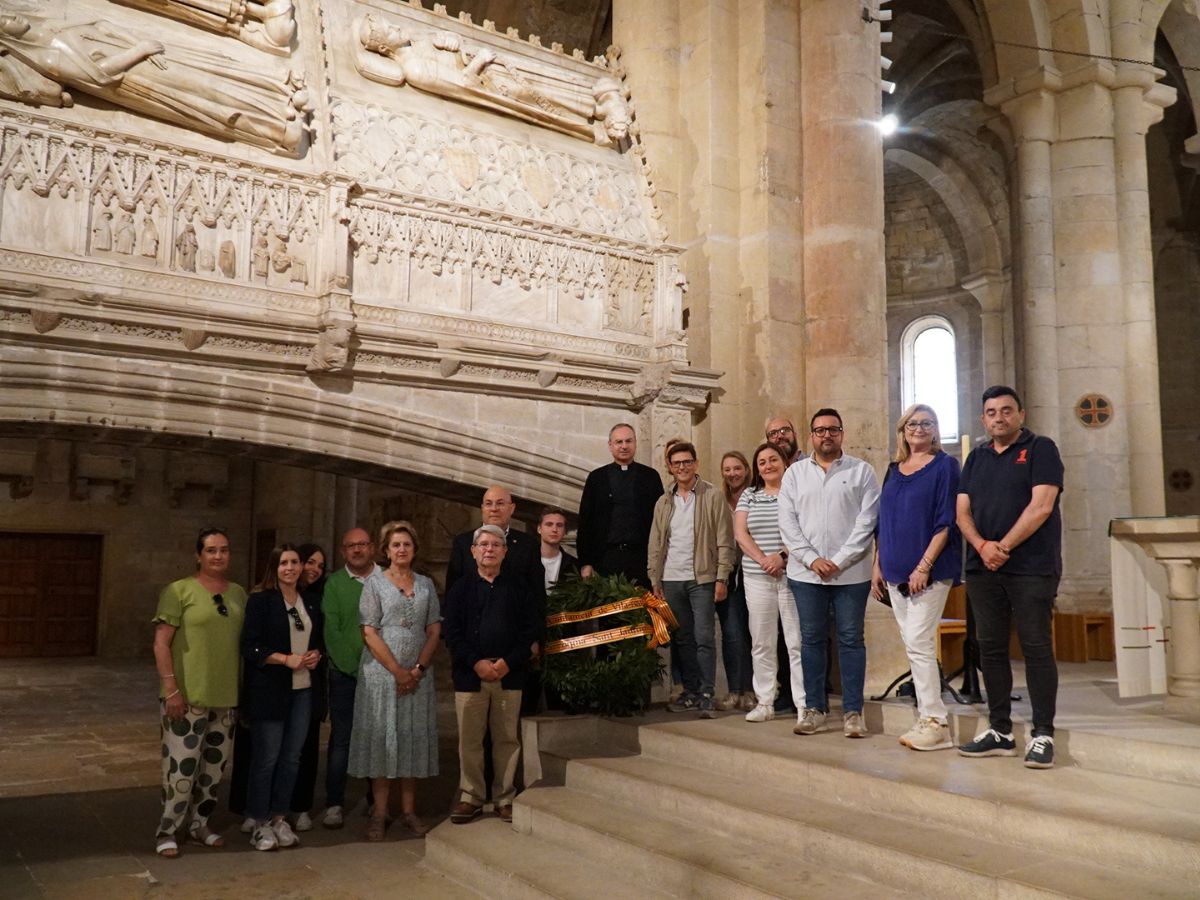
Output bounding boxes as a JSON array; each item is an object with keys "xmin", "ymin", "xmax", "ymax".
[{"xmin": 1016, "ymin": 449, "xmax": 1028, "ymax": 464}]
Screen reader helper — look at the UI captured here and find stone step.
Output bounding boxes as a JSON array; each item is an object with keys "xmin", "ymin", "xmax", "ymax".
[
  {"xmin": 514, "ymin": 784, "xmax": 905, "ymax": 899},
  {"xmin": 423, "ymin": 816, "xmax": 676, "ymax": 900},
  {"xmin": 561, "ymin": 751, "xmax": 1194, "ymax": 900},
  {"xmin": 609, "ymin": 717, "xmax": 1200, "ymax": 880},
  {"xmin": 865, "ymin": 700, "xmax": 1200, "ymax": 787}
]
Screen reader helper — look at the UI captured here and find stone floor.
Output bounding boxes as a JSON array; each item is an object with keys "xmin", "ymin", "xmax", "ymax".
[{"xmin": 0, "ymin": 657, "xmax": 1197, "ymax": 898}]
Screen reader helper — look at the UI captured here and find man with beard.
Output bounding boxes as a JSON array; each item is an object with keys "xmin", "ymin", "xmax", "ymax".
[{"xmin": 780, "ymin": 409, "xmax": 880, "ymax": 738}]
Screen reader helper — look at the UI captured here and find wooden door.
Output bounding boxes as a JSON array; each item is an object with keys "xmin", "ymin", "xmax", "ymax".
[{"xmin": 0, "ymin": 533, "xmax": 102, "ymax": 657}]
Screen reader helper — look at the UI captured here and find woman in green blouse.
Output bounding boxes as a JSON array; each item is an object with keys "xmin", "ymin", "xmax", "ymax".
[{"xmin": 151, "ymin": 526, "xmax": 247, "ymax": 858}]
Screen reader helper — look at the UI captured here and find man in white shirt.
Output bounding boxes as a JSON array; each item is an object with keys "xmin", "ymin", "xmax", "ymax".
[
  {"xmin": 778, "ymin": 408, "xmax": 880, "ymax": 738},
  {"xmin": 537, "ymin": 507, "xmax": 577, "ymax": 591}
]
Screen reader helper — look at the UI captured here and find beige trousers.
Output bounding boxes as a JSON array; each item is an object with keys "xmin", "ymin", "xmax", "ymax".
[{"xmin": 454, "ymin": 682, "xmax": 522, "ymax": 806}]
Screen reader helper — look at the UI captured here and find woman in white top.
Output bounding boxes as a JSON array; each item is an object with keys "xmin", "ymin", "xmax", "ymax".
[{"xmin": 735, "ymin": 443, "xmax": 805, "ymax": 723}]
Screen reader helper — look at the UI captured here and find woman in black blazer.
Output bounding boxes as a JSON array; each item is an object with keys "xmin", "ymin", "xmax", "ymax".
[{"xmin": 240, "ymin": 544, "xmax": 323, "ymax": 852}]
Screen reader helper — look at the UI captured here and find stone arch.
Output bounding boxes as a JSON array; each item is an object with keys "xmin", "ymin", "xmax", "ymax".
[
  {"xmin": 1159, "ymin": 0, "xmax": 1200, "ymax": 135},
  {"xmin": 979, "ymin": 0, "xmax": 1054, "ymax": 81},
  {"xmin": 0, "ymin": 345, "xmax": 594, "ymax": 514},
  {"xmin": 885, "ymin": 144, "xmax": 1005, "ymax": 276}
]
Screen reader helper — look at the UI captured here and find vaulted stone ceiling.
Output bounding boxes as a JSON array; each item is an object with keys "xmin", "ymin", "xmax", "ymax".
[
  {"xmin": 438, "ymin": 0, "xmax": 613, "ymax": 59},
  {"xmin": 882, "ymin": 0, "xmax": 1010, "ymax": 297}
]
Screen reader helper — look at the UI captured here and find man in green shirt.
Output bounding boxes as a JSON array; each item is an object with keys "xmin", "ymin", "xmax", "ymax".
[{"xmin": 320, "ymin": 526, "xmax": 380, "ymax": 828}]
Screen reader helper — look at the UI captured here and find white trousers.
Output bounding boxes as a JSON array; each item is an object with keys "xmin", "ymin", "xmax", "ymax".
[
  {"xmin": 744, "ymin": 572, "xmax": 805, "ymax": 710},
  {"xmin": 887, "ymin": 579, "xmax": 951, "ymax": 722}
]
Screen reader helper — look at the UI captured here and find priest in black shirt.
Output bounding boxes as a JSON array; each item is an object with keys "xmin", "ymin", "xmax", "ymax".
[{"xmin": 576, "ymin": 423, "xmax": 664, "ymax": 587}]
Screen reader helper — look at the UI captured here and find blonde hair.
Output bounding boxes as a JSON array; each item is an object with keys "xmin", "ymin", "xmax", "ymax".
[
  {"xmin": 378, "ymin": 519, "xmax": 419, "ymax": 555},
  {"xmin": 894, "ymin": 404, "xmax": 942, "ymax": 463}
]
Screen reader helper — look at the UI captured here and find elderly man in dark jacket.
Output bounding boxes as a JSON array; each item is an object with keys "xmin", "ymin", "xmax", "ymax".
[{"xmin": 442, "ymin": 524, "xmax": 541, "ymax": 824}]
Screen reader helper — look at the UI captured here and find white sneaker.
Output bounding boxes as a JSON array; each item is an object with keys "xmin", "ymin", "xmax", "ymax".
[
  {"xmin": 240, "ymin": 816, "xmax": 255, "ymax": 834},
  {"xmin": 899, "ymin": 717, "xmax": 953, "ymax": 751},
  {"xmin": 794, "ymin": 708, "xmax": 827, "ymax": 735},
  {"xmin": 251, "ymin": 824, "xmax": 277, "ymax": 851},
  {"xmin": 744, "ymin": 704, "xmax": 775, "ymax": 723},
  {"xmin": 322, "ymin": 805, "xmax": 344, "ymax": 829},
  {"xmin": 294, "ymin": 811, "xmax": 313, "ymax": 832},
  {"xmin": 272, "ymin": 819, "xmax": 299, "ymax": 848}
]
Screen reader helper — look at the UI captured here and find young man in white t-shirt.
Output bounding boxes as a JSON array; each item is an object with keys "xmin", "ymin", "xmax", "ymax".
[{"xmin": 537, "ymin": 507, "xmax": 577, "ymax": 591}]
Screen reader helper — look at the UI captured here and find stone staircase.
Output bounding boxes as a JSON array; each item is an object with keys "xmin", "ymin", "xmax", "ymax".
[{"xmin": 422, "ymin": 705, "xmax": 1200, "ymax": 899}]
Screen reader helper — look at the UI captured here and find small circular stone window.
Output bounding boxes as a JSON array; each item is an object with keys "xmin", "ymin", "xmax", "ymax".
[
  {"xmin": 1169, "ymin": 469, "xmax": 1193, "ymax": 492},
  {"xmin": 1075, "ymin": 394, "xmax": 1112, "ymax": 428}
]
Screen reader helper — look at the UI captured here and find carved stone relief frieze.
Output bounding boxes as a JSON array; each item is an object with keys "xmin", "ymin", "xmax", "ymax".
[
  {"xmin": 0, "ymin": 3, "xmax": 311, "ymax": 155},
  {"xmin": 331, "ymin": 101, "xmax": 651, "ymax": 243},
  {"xmin": 346, "ymin": 198, "xmax": 655, "ymax": 335},
  {"xmin": 353, "ymin": 11, "xmax": 630, "ymax": 148},
  {"xmin": 0, "ymin": 120, "xmax": 323, "ymax": 298},
  {"xmin": 112, "ymin": 0, "xmax": 297, "ymax": 56}
]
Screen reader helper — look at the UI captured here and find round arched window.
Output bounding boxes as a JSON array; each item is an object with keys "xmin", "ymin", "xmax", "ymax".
[{"xmin": 901, "ymin": 316, "xmax": 959, "ymax": 440}]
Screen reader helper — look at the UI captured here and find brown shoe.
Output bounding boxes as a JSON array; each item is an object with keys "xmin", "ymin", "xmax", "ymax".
[
  {"xmin": 450, "ymin": 802, "xmax": 482, "ymax": 824},
  {"xmin": 497, "ymin": 804, "xmax": 513, "ymax": 823}
]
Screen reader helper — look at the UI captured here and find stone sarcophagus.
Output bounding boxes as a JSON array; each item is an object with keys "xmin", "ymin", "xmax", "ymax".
[{"xmin": 0, "ymin": 0, "xmax": 717, "ymax": 505}]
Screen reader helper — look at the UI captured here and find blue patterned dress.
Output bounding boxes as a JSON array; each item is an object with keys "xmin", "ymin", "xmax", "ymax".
[{"xmin": 347, "ymin": 571, "xmax": 440, "ymax": 778}]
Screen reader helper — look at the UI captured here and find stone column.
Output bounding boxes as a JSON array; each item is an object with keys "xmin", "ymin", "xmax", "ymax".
[
  {"xmin": 798, "ymin": 0, "xmax": 900, "ymax": 693},
  {"xmin": 1112, "ymin": 65, "xmax": 1173, "ymax": 518},
  {"xmin": 1162, "ymin": 560, "xmax": 1200, "ymax": 698},
  {"xmin": 799, "ymin": 0, "xmax": 887, "ymax": 462},
  {"xmin": 997, "ymin": 84, "xmax": 1059, "ymax": 432},
  {"xmin": 961, "ymin": 269, "xmax": 1013, "ymax": 388}
]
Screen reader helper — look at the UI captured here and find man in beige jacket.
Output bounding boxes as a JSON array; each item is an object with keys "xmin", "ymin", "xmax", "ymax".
[{"xmin": 648, "ymin": 441, "xmax": 736, "ymax": 718}]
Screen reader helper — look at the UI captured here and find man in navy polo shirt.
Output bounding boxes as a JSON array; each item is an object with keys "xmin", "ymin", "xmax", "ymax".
[{"xmin": 956, "ymin": 385, "xmax": 1064, "ymax": 769}]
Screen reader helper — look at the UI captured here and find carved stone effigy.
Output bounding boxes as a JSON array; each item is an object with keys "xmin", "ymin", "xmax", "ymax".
[
  {"xmin": 112, "ymin": 0, "xmax": 297, "ymax": 55},
  {"xmin": 0, "ymin": 0, "xmax": 717, "ymax": 490},
  {"xmin": 0, "ymin": 4, "xmax": 310, "ymax": 154},
  {"xmin": 353, "ymin": 13, "xmax": 630, "ymax": 148}
]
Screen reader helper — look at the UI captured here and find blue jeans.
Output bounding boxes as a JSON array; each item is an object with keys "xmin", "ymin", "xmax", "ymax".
[
  {"xmin": 715, "ymin": 574, "xmax": 753, "ymax": 694},
  {"xmin": 789, "ymin": 580, "xmax": 869, "ymax": 714},
  {"xmin": 247, "ymin": 688, "xmax": 311, "ymax": 821},
  {"xmin": 662, "ymin": 580, "xmax": 716, "ymax": 697},
  {"xmin": 325, "ymin": 668, "xmax": 357, "ymax": 808}
]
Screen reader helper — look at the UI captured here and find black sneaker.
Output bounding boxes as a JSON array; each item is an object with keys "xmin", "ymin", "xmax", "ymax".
[
  {"xmin": 957, "ymin": 728, "xmax": 1017, "ymax": 758},
  {"xmin": 1024, "ymin": 734, "xmax": 1055, "ymax": 769},
  {"xmin": 697, "ymin": 694, "xmax": 716, "ymax": 719},
  {"xmin": 666, "ymin": 693, "xmax": 697, "ymax": 713}
]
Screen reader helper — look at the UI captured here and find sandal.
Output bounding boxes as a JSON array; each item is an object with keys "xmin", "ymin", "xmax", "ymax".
[
  {"xmin": 155, "ymin": 837, "xmax": 179, "ymax": 858},
  {"xmin": 187, "ymin": 825, "xmax": 225, "ymax": 848},
  {"xmin": 365, "ymin": 816, "xmax": 387, "ymax": 842},
  {"xmin": 398, "ymin": 813, "xmax": 428, "ymax": 836}
]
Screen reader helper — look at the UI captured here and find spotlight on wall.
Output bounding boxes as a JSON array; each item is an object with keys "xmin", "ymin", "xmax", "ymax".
[{"xmin": 877, "ymin": 114, "xmax": 899, "ymax": 136}]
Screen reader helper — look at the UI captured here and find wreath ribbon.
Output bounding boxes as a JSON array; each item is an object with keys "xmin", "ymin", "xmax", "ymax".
[{"xmin": 544, "ymin": 592, "xmax": 677, "ymax": 655}]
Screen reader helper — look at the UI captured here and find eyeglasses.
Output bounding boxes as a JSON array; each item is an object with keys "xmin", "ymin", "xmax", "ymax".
[
  {"xmin": 766, "ymin": 426, "xmax": 794, "ymax": 440},
  {"xmin": 904, "ymin": 420, "xmax": 935, "ymax": 432},
  {"xmin": 811, "ymin": 426, "xmax": 843, "ymax": 436},
  {"xmin": 343, "ymin": 541, "xmax": 370, "ymax": 551},
  {"xmin": 211, "ymin": 593, "xmax": 228, "ymax": 617},
  {"xmin": 474, "ymin": 541, "xmax": 505, "ymax": 550},
  {"xmin": 669, "ymin": 459, "xmax": 697, "ymax": 468},
  {"xmin": 286, "ymin": 606, "xmax": 305, "ymax": 631}
]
